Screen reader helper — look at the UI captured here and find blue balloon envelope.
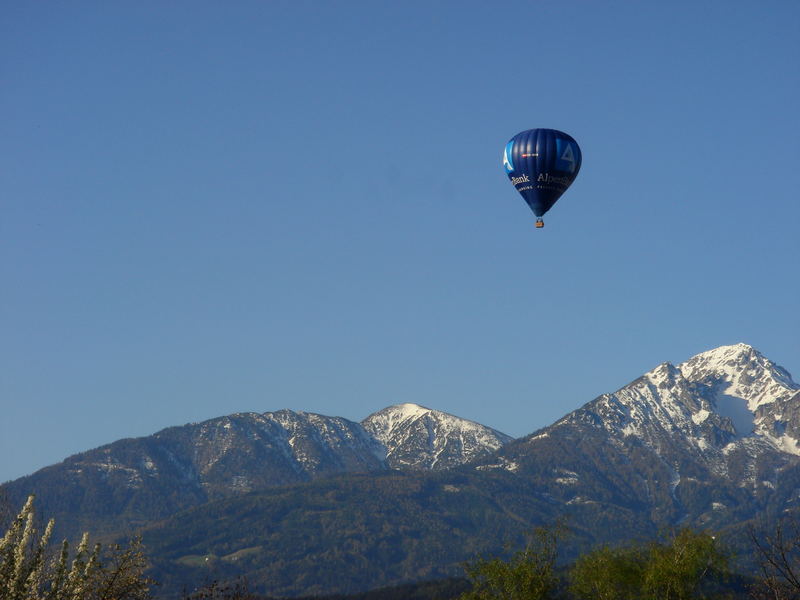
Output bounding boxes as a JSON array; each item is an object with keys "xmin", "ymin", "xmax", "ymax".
[{"xmin": 503, "ymin": 128, "xmax": 582, "ymax": 224}]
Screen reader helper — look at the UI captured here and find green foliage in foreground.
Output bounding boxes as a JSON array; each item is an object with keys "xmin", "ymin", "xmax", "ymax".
[
  {"xmin": 460, "ymin": 525, "xmax": 733, "ymax": 600},
  {"xmin": 571, "ymin": 529, "xmax": 730, "ymax": 600},
  {"xmin": 460, "ymin": 526, "xmax": 560, "ymax": 600},
  {"xmin": 568, "ymin": 544, "xmax": 644, "ymax": 600}
]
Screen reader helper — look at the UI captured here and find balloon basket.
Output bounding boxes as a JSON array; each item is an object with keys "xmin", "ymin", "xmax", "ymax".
[{"xmin": 535, "ymin": 220, "xmax": 544, "ymax": 229}]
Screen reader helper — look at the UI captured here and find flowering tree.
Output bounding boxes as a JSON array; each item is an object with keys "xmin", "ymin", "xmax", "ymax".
[{"xmin": 0, "ymin": 495, "xmax": 152, "ymax": 600}]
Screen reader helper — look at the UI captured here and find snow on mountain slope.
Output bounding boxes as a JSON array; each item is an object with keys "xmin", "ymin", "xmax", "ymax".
[
  {"xmin": 679, "ymin": 343, "xmax": 797, "ymax": 412},
  {"xmin": 362, "ymin": 403, "xmax": 513, "ymax": 470},
  {"xmin": 264, "ymin": 409, "xmax": 387, "ymax": 469},
  {"xmin": 5, "ymin": 342, "xmax": 798, "ymax": 556},
  {"xmin": 541, "ymin": 343, "xmax": 800, "ymax": 492},
  {"xmin": 678, "ymin": 343, "xmax": 800, "ymax": 453},
  {"xmin": 561, "ymin": 343, "xmax": 797, "ymax": 450},
  {"xmin": 2, "ymin": 405, "xmax": 510, "ymax": 543},
  {"xmin": 143, "ymin": 409, "xmax": 388, "ymax": 496},
  {"xmin": 472, "ymin": 343, "xmax": 800, "ymax": 536},
  {"xmin": 558, "ymin": 361, "xmax": 730, "ymax": 458}
]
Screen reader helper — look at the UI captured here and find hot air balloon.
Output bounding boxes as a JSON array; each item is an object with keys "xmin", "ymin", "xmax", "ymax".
[{"xmin": 503, "ymin": 128, "xmax": 582, "ymax": 228}]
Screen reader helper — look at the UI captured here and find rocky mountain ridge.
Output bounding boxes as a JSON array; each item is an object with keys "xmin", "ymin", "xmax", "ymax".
[
  {"xmin": 556, "ymin": 343, "xmax": 800, "ymax": 477},
  {"xmin": 363, "ymin": 403, "xmax": 512, "ymax": 470},
  {"xmin": 471, "ymin": 343, "xmax": 800, "ymax": 533},
  {"xmin": 1, "ymin": 402, "xmax": 510, "ymax": 539},
  {"xmin": 4, "ymin": 343, "xmax": 799, "ymax": 598},
  {"xmin": 134, "ymin": 343, "xmax": 800, "ymax": 597}
]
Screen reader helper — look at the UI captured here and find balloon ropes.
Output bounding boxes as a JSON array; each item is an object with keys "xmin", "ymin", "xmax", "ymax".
[{"xmin": 503, "ymin": 128, "xmax": 582, "ymax": 228}]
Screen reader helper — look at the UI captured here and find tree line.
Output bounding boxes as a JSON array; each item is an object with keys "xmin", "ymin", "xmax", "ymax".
[
  {"xmin": 460, "ymin": 519, "xmax": 800, "ymax": 600},
  {"xmin": 3, "ymin": 495, "xmax": 800, "ymax": 600}
]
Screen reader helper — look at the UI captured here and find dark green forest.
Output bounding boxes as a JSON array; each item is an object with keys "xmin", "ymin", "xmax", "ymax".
[{"xmin": 4, "ymin": 494, "xmax": 800, "ymax": 600}]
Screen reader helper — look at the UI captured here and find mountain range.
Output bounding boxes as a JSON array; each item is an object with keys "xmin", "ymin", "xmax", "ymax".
[
  {"xmin": 3, "ymin": 343, "xmax": 799, "ymax": 597},
  {"xmin": 2, "ymin": 401, "xmax": 510, "ymax": 540}
]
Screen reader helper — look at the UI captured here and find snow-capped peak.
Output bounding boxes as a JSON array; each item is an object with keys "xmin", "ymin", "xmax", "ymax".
[
  {"xmin": 643, "ymin": 361, "xmax": 684, "ymax": 389},
  {"xmin": 362, "ymin": 404, "xmax": 512, "ymax": 470},
  {"xmin": 569, "ymin": 344, "xmax": 800, "ymax": 463},
  {"xmin": 391, "ymin": 402, "xmax": 432, "ymax": 421},
  {"xmin": 679, "ymin": 343, "xmax": 798, "ymax": 411}
]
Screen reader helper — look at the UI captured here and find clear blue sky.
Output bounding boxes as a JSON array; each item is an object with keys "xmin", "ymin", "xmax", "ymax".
[{"xmin": 2, "ymin": 1, "xmax": 798, "ymax": 483}]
